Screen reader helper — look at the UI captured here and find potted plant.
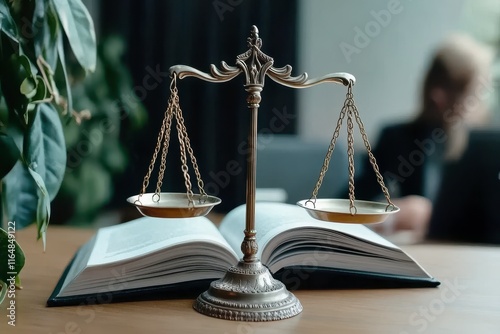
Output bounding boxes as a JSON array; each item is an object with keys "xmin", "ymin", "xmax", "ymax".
[{"xmin": 0, "ymin": 0, "xmax": 96, "ymax": 303}]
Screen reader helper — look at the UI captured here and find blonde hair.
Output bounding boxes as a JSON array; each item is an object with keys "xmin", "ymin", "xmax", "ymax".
[
  {"xmin": 434, "ymin": 34, "xmax": 493, "ymax": 85},
  {"xmin": 420, "ymin": 33, "xmax": 494, "ymax": 160}
]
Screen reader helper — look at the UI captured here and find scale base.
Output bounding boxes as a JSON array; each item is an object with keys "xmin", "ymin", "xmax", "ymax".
[{"xmin": 193, "ymin": 260, "xmax": 303, "ymax": 321}]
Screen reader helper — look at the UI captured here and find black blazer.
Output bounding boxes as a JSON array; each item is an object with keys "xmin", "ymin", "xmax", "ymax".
[
  {"xmin": 351, "ymin": 120, "xmax": 445, "ymax": 201},
  {"xmin": 428, "ymin": 129, "xmax": 500, "ymax": 244}
]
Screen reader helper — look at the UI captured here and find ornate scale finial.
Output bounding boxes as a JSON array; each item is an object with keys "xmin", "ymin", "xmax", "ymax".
[
  {"xmin": 237, "ymin": 26, "xmax": 273, "ymax": 86},
  {"xmin": 247, "ymin": 25, "xmax": 262, "ymax": 49}
]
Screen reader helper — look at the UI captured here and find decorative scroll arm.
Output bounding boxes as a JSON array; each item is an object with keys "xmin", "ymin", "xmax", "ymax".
[
  {"xmin": 169, "ymin": 63, "xmax": 356, "ymax": 88},
  {"xmin": 169, "ymin": 62, "xmax": 242, "ymax": 83},
  {"xmin": 267, "ymin": 65, "xmax": 355, "ymax": 88}
]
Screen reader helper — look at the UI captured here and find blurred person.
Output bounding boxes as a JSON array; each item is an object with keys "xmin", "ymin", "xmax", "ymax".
[
  {"xmin": 427, "ymin": 127, "xmax": 500, "ymax": 244},
  {"xmin": 350, "ymin": 33, "xmax": 494, "ymax": 242}
]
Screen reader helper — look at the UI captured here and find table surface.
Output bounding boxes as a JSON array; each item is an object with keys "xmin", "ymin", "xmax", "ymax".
[{"xmin": 1, "ymin": 224, "xmax": 499, "ymax": 334}]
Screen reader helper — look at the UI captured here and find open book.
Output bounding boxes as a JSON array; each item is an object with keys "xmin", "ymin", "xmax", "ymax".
[{"xmin": 47, "ymin": 202, "xmax": 439, "ymax": 306}]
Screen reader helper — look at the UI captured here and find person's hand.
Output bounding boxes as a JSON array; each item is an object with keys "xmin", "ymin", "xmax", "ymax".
[
  {"xmin": 373, "ymin": 195, "xmax": 432, "ymax": 242},
  {"xmin": 392, "ymin": 195, "xmax": 433, "ymax": 232}
]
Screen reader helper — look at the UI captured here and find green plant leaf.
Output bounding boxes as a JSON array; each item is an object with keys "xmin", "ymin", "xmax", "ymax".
[
  {"xmin": 3, "ymin": 161, "xmax": 38, "ymax": 229},
  {"xmin": 27, "ymin": 166, "xmax": 50, "ymax": 245},
  {"xmin": 0, "ymin": 54, "xmax": 30, "ymax": 123},
  {"xmin": 17, "ymin": 53, "xmax": 37, "ymax": 78},
  {"xmin": 31, "ymin": 76, "xmax": 48, "ymax": 103},
  {"xmin": 0, "ymin": 226, "xmax": 25, "ymax": 283},
  {"xmin": 26, "ymin": 103, "xmax": 66, "ymax": 201},
  {"xmin": 3, "ymin": 103, "xmax": 66, "ymax": 230},
  {"xmin": 0, "ymin": 0, "xmax": 19, "ymax": 45},
  {"xmin": 0, "ymin": 52, "xmax": 43, "ymax": 127},
  {"xmin": 52, "ymin": 0, "xmax": 96, "ymax": 72},
  {"xmin": 20, "ymin": 77, "xmax": 37, "ymax": 99},
  {"xmin": 55, "ymin": 26, "xmax": 72, "ymax": 116},
  {"xmin": 33, "ymin": 0, "xmax": 59, "ymax": 70},
  {"xmin": 2, "ymin": 161, "xmax": 51, "ymax": 240},
  {"xmin": 0, "ymin": 132, "xmax": 20, "ymax": 179},
  {"xmin": 23, "ymin": 76, "xmax": 49, "ymax": 123}
]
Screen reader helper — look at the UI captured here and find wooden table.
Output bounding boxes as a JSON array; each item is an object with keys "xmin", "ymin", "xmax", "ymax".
[{"xmin": 2, "ymin": 225, "xmax": 499, "ymax": 333}]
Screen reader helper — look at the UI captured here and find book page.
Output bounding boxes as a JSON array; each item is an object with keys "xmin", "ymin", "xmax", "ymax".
[
  {"xmin": 60, "ymin": 236, "xmax": 97, "ymax": 293},
  {"xmin": 88, "ymin": 216, "xmax": 239, "ymax": 266},
  {"xmin": 218, "ymin": 203, "xmax": 432, "ymax": 278},
  {"xmin": 219, "ymin": 202, "xmax": 399, "ymax": 260}
]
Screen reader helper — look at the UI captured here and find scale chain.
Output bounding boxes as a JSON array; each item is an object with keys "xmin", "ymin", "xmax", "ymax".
[
  {"xmin": 308, "ymin": 82, "xmax": 395, "ymax": 213},
  {"xmin": 173, "ymin": 95, "xmax": 208, "ymax": 202},
  {"xmin": 346, "ymin": 98, "xmax": 356, "ymax": 214},
  {"xmin": 173, "ymin": 97, "xmax": 195, "ymax": 205},
  {"xmin": 155, "ymin": 97, "xmax": 175, "ymax": 199},
  {"xmin": 171, "ymin": 78, "xmax": 208, "ymax": 205},
  {"xmin": 350, "ymin": 99, "xmax": 395, "ymax": 210},
  {"xmin": 138, "ymin": 82, "xmax": 176, "ymax": 203},
  {"xmin": 137, "ymin": 73, "xmax": 209, "ymax": 206},
  {"xmin": 308, "ymin": 86, "xmax": 350, "ymax": 205}
]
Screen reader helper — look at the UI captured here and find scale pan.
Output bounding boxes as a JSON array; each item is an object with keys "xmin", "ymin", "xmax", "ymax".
[
  {"xmin": 127, "ymin": 192, "xmax": 221, "ymax": 218},
  {"xmin": 297, "ymin": 198, "xmax": 399, "ymax": 224}
]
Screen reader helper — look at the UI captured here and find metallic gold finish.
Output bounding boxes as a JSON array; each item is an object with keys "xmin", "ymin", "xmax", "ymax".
[
  {"xmin": 127, "ymin": 193, "xmax": 221, "ymax": 218},
  {"xmin": 297, "ymin": 199, "xmax": 400, "ymax": 224}
]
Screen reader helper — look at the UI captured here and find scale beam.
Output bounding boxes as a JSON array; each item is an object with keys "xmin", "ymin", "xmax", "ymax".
[{"xmin": 169, "ymin": 27, "xmax": 355, "ymax": 89}]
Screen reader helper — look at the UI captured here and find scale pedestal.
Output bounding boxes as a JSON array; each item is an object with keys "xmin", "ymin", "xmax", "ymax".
[
  {"xmin": 193, "ymin": 260, "xmax": 302, "ymax": 321},
  {"xmin": 128, "ymin": 25, "xmax": 398, "ymax": 321}
]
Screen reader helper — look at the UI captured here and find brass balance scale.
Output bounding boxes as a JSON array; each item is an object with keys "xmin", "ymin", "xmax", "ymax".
[{"xmin": 126, "ymin": 25, "xmax": 399, "ymax": 321}]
